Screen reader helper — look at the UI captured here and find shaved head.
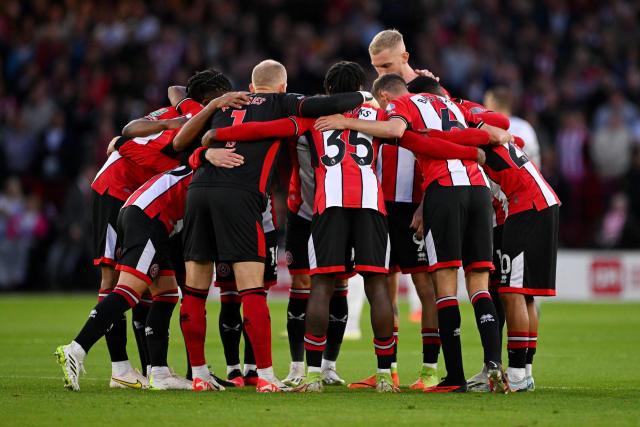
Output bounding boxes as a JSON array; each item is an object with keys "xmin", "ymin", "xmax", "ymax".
[{"xmin": 251, "ymin": 59, "xmax": 287, "ymax": 89}]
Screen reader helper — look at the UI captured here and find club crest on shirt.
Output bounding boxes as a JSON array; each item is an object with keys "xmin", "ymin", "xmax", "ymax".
[
  {"xmin": 285, "ymin": 251, "xmax": 294, "ymax": 266},
  {"xmin": 225, "ymin": 141, "xmax": 237, "ymax": 148}
]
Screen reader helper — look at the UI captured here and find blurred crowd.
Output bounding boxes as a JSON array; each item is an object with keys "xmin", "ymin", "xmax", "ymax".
[{"xmin": 1, "ymin": 0, "xmax": 640, "ymax": 289}]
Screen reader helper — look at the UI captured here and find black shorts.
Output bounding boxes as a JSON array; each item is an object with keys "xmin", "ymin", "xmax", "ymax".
[
  {"xmin": 183, "ymin": 186, "xmax": 267, "ymax": 263},
  {"xmin": 498, "ymin": 206, "xmax": 559, "ymax": 296},
  {"xmin": 285, "ymin": 210, "xmax": 312, "ymax": 275},
  {"xmin": 386, "ymin": 201, "xmax": 429, "ymax": 274},
  {"xmin": 115, "ymin": 206, "xmax": 175, "ymax": 285},
  {"xmin": 490, "ymin": 225, "xmax": 504, "ymax": 289},
  {"xmin": 92, "ymin": 191, "xmax": 124, "ymax": 267},
  {"xmin": 215, "ymin": 230, "xmax": 279, "ymax": 290},
  {"xmin": 423, "ymin": 183, "xmax": 493, "ymax": 273},
  {"xmin": 309, "ymin": 207, "xmax": 389, "ymax": 275}
]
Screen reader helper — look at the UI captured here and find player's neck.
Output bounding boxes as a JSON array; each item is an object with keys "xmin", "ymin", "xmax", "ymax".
[
  {"xmin": 402, "ymin": 65, "xmax": 419, "ymax": 83},
  {"xmin": 252, "ymin": 86, "xmax": 278, "ymax": 94}
]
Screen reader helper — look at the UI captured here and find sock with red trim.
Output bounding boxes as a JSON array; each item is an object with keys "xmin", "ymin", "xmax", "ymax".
[
  {"xmin": 374, "ymin": 336, "xmax": 395, "ymax": 371},
  {"xmin": 436, "ymin": 296, "xmax": 465, "ymax": 383},
  {"xmin": 219, "ymin": 291, "xmax": 242, "ymax": 369},
  {"xmin": 287, "ymin": 288, "xmax": 309, "ymax": 363},
  {"xmin": 470, "ymin": 290, "xmax": 502, "ymax": 364},
  {"xmin": 75, "ymin": 285, "xmax": 140, "ymax": 354},
  {"xmin": 132, "ymin": 291, "xmax": 151, "ymax": 376},
  {"xmin": 146, "ymin": 289, "xmax": 179, "ymax": 368},
  {"xmin": 180, "ymin": 285, "xmax": 208, "ymax": 368},
  {"xmin": 325, "ymin": 286, "xmax": 348, "ymax": 362},
  {"xmin": 304, "ymin": 333, "xmax": 326, "ymax": 370},
  {"xmin": 240, "ymin": 288, "xmax": 272, "ymax": 369},
  {"xmin": 99, "ymin": 289, "xmax": 129, "ymax": 363},
  {"xmin": 507, "ymin": 331, "xmax": 528, "ymax": 369},
  {"xmin": 421, "ymin": 327, "xmax": 441, "ymax": 364}
]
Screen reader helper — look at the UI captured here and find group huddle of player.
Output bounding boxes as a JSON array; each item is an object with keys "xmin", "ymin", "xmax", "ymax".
[{"xmin": 55, "ymin": 29, "xmax": 559, "ymax": 394}]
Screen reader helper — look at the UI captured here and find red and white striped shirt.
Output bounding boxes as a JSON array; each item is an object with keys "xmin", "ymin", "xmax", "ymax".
[
  {"xmin": 376, "ymin": 144, "xmax": 423, "ymax": 203},
  {"xmin": 387, "ymin": 93, "xmax": 490, "ymax": 190},
  {"xmin": 287, "ymin": 135, "xmax": 315, "ymax": 220},
  {"xmin": 293, "ymin": 105, "xmax": 387, "ymax": 215},
  {"xmin": 483, "ymin": 140, "xmax": 560, "ymax": 216},
  {"xmin": 123, "ymin": 165, "xmax": 193, "ymax": 236}
]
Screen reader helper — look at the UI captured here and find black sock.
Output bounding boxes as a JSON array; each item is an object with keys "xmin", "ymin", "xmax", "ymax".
[
  {"xmin": 325, "ymin": 288, "xmax": 348, "ymax": 362},
  {"xmin": 373, "ymin": 336, "xmax": 395, "ymax": 370},
  {"xmin": 436, "ymin": 296, "xmax": 465, "ymax": 383},
  {"xmin": 304, "ymin": 333, "xmax": 326, "ymax": 368},
  {"xmin": 99, "ymin": 290, "xmax": 129, "ymax": 362},
  {"xmin": 421, "ymin": 328, "xmax": 440, "ymax": 364},
  {"xmin": 146, "ymin": 290, "xmax": 178, "ymax": 368},
  {"xmin": 489, "ymin": 289, "xmax": 505, "ymax": 347},
  {"xmin": 243, "ymin": 327, "xmax": 256, "ymax": 368},
  {"xmin": 132, "ymin": 301, "xmax": 151, "ymax": 375},
  {"xmin": 527, "ymin": 333, "xmax": 537, "ymax": 365},
  {"xmin": 219, "ymin": 293, "xmax": 242, "ymax": 368},
  {"xmin": 470, "ymin": 291, "xmax": 502, "ymax": 364},
  {"xmin": 76, "ymin": 286, "xmax": 138, "ymax": 354},
  {"xmin": 507, "ymin": 331, "xmax": 528, "ymax": 369},
  {"xmin": 286, "ymin": 289, "xmax": 309, "ymax": 362}
]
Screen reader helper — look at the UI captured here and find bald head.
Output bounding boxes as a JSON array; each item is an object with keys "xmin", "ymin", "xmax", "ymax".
[{"xmin": 251, "ymin": 59, "xmax": 287, "ymax": 92}]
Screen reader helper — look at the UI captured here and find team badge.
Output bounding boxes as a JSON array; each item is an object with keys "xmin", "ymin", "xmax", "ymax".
[
  {"xmin": 149, "ymin": 263, "xmax": 159, "ymax": 279},
  {"xmin": 285, "ymin": 251, "xmax": 293, "ymax": 266},
  {"xmin": 217, "ymin": 262, "xmax": 231, "ymax": 277},
  {"xmin": 115, "ymin": 247, "xmax": 123, "ymax": 260}
]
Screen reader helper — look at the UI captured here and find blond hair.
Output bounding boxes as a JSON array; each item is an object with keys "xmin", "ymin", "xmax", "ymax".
[
  {"xmin": 251, "ymin": 59, "xmax": 287, "ymax": 88},
  {"xmin": 369, "ymin": 29, "xmax": 404, "ymax": 55}
]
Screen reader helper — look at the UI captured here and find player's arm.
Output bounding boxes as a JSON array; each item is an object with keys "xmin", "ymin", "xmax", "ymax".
[
  {"xmin": 189, "ymin": 146, "xmax": 245, "ymax": 170},
  {"xmin": 201, "ymin": 117, "xmax": 313, "ymax": 147},
  {"xmin": 288, "ymin": 92, "xmax": 373, "ymax": 117},
  {"xmin": 399, "ymin": 131, "xmax": 484, "ymax": 162},
  {"xmin": 418, "ymin": 128, "xmax": 490, "ymax": 146},
  {"xmin": 315, "ymin": 114, "xmax": 408, "ymax": 139},
  {"xmin": 173, "ymin": 91, "xmax": 251, "ymax": 151},
  {"xmin": 461, "ymin": 104, "xmax": 510, "ymax": 130},
  {"xmin": 121, "ymin": 116, "xmax": 188, "ymax": 138},
  {"xmin": 168, "ymin": 86, "xmax": 186, "ymax": 106},
  {"xmin": 113, "ymin": 138, "xmax": 180, "ymax": 173}
]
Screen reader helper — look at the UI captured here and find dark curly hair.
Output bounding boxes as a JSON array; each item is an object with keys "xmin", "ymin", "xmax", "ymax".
[
  {"xmin": 186, "ymin": 68, "xmax": 233, "ymax": 103},
  {"xmin": 323, "ymin": 61, "xmax": 366, "ymax": 94}
]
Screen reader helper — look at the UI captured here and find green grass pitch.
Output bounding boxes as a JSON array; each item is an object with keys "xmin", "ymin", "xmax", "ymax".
[{"xmin": 0, "ymin": 295, "xmax": 639, "ymax": 426}]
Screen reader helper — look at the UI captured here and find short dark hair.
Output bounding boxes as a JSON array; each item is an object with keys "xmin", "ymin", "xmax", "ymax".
[
  {"xmin": 324, "ymin": 61, "xmax": 366, "ymax": 94},
  {"xmin": 416, "ymin": 76, "xmax": 445, "ymax": 96},
  {"xmin": 186, "ymin": 69, "xmax": 233, "ymax": 103},
  {"xmin": 372, "ymin": 73, "xmax": 407, "ymax": 98}
]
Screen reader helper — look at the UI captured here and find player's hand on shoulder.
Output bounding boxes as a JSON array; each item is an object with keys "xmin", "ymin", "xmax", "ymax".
[
  {"xmin": 414, "ymin": 69, "xmax": 440, "ymax": 81},
  {"xmin": 476, "ymin": 148, "xmax": 486, "ymax": 165},
  {"xmin": 211, "ymin": 91, "xmax": 251, "ymax": 109},
  {"xmin": 106, "ymin": 136, "xmax": 120, "ymax": 155},
  {"xmin": 315, "ymin": 114, "xmax": 348, "ymax": 132},
  {"xmin": 205, "ymin": 148, "xmax": 244, "ymax": 169}
]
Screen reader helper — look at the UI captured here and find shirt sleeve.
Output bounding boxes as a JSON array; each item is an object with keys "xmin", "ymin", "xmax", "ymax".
[
  {"xmin": 399, "ymin": 131, "xmax": 479, "ymax": 161},
  {"xmin": 386, "ymin": 97, "xmax": 413, "ymax": 129},
  {"xmin": 424, "ymin": 128, "xmax": 490, "ymax": 146},
  {"xmin": 116, "ymin": 140, "xmax": 180, "ymax": 173},
  {"xmin": 214, "ymin": 116, "xmax": 311, "ymax": 141},
  {"xmin": 176, "ymin": 98, "xmax": 204, "ymax": 117},
  {"xmin": 143, "ymin": 106, "xmax": 178, "ymax": 121}
]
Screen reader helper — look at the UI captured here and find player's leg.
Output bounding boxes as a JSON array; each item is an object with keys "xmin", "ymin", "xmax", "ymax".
[
  {"xmin": 146, "ymin": 275, "xmax": 191, "ymax": 390},
  {"xmin": 131, "ymin": 291, "xmax": 152, "ymax": 377},
  {"xmin": 344, "ymin": 274, "xmax": 366, "ymax": 339},
  {"xmin": 217, "ymin": 280, "xmax": 244, "ymax": 386},
  {"xmin": 92, "ymin": 192, "xmax": 132, "ymax": 380},
  {"xmin": 180, "ymin": 186, "xmax": 223, "ymax": 391},
  {"xmin": 353, "ymin": 209, "xmax": 397, "ymax": 393},
  {"xmin": 525, "ymin": 296, "xmax": 538, "ymax": 390},
  {"xmin": 296, "ymin": 208, "xmax": 349, "ymax": 392},
  {"xmin": 387, "ymin": 272, "xmax": 400, "ymax": 380},
  {"xmin": 55, "ymin": 271, "xmax": 149, "ymax": 391},
  {"xmin": 411, "ymin": 271, "xmax": 440, "ymax": 390},
  {"xmin": 283, "ymin": 274, "xmax": 310, "ymax": 386},
  {"xmin": 322, "ymin": 277, "xmax": 348, "ymax": 385},
  {"xmin": 464, "ymin": 185, "xmax": 506, "ymax": 393}
]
